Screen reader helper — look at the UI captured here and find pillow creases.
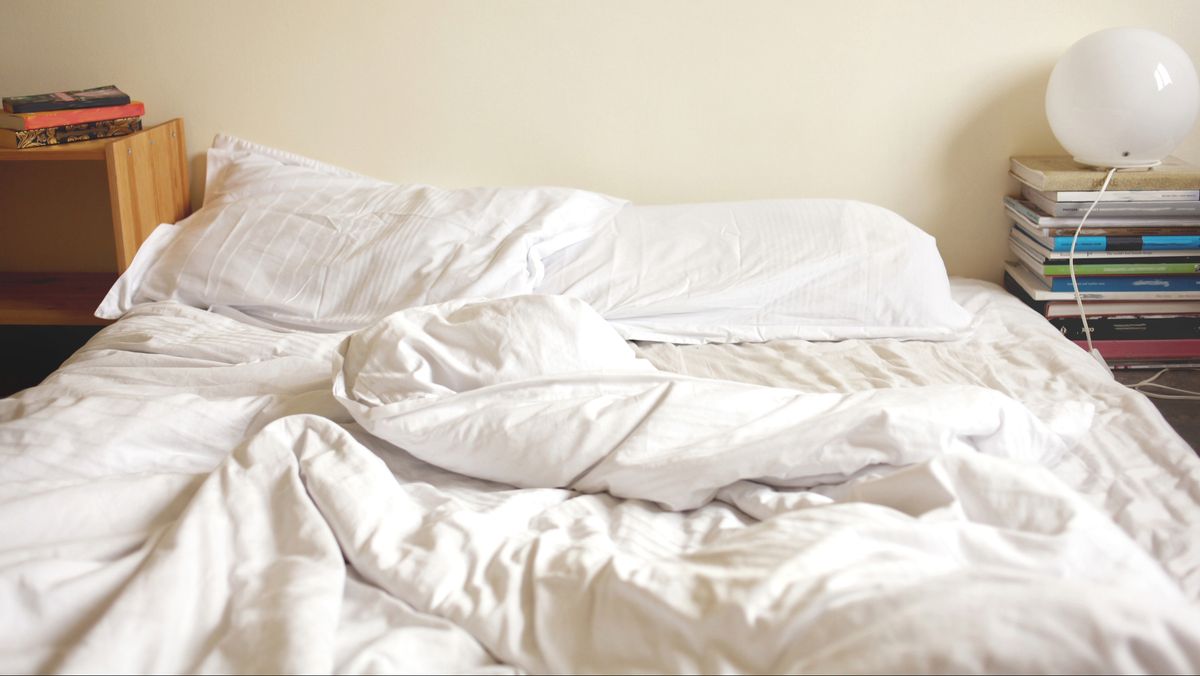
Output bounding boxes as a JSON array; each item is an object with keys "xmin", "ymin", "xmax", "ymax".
[
  {"xmin": 98, "ymin": 135, "xmax": 968, "ymax": 343},
  {"xmin": 534, "ymin": 199, "xmax": 972, "ymax": 344},
  {"xmin": 96, "ymin": 135, "xmax": 628, "ymax": 331}
]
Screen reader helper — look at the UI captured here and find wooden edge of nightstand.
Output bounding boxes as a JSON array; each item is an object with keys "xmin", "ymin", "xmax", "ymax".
[{"xmin": 106, "ymin": 118, "xmax": 191, "ymax": 271}]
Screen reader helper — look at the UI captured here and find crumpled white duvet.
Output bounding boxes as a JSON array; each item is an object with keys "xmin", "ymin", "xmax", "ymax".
[
  {"xmin": 3, "ymin": 292, "xmax": 1200, "ymax": 673},
  {"xmin": 333, "ymin": 295, "xmax": 1090, "ymax": 511}
]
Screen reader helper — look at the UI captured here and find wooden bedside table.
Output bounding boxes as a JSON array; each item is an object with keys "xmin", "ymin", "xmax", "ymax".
[
  {"xmin": 0, "ymin": 118, "xmax": 190, "ymax": 395},
  {"xmin": 0, "ymin": 118, "xmax": 190, "ymax": 324}
]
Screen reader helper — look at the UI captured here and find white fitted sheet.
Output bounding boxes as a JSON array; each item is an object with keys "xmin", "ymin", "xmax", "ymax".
[{"xmin": 0, "ymin": 278, "xmax": 1197, "ymax": 673}]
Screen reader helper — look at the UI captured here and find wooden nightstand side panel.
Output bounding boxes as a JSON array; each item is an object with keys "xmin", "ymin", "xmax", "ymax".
[{"xmin": 105, "ymin": 119, "xmax": 190, "ymax": 271}]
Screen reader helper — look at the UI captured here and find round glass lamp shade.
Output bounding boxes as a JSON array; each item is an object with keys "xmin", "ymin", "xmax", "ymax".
[{"xmin": 1045, "ymin": 27, "xmax": 1200, "ymax": 168}]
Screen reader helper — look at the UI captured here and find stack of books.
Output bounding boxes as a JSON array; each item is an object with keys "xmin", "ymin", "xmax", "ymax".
[
  {"xmin": 0, "ymin": 85, "xmax": 143, "ymax": 149},
  {"xmin": 1004, "ymin": 155, "xmax": 1200, "ymax": 369}
]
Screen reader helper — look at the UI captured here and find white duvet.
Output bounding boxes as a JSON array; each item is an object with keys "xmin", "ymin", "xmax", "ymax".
[
  {"xmin": 332, "ymin": 294, "xmax": 1086, "ymax": 510},
  {"xmin": 3, "ymin": 282, "xmax": 1200, "ymax": 673}
]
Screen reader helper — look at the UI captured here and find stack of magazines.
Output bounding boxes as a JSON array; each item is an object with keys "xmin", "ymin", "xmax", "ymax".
[
  {"xmin": 0, "ymin": 85, "xmax": 143, "ymax": 149},
  {"xmin": 1003, "ymin": 155, "xmax": 1200, "ymax": 369}
]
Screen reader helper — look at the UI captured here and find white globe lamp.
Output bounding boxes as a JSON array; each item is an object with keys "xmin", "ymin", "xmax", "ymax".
[{"xmin": 1045, "ymin": 27, "xmax": 1200, "ymax": 169}]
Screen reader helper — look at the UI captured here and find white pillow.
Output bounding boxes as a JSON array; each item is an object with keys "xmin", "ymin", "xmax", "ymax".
[
  {"xmin": 97, "ymin": 136, "xmax": 627, "ymax": 330},
  {"xmin": 536, "ymin": 199, "xmax": 971, "ymax": 343}
]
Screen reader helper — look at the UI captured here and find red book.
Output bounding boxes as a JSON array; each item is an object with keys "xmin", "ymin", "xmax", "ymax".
[
  {"xmin": 0, "ymin": 101, "xmax": 145, "ymax": 131},
  {"xmin": 1072, "ymin": 339, "xmax": 1200, "ymax": 360}
]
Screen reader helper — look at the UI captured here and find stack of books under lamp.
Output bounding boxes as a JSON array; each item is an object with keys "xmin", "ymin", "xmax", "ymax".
[{"xmin": 1004, "ymin": 155, "xmax": 1200, "ymax": 369}]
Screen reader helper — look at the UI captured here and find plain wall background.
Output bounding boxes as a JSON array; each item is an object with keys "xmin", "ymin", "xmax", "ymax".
[{"xmin": 2, "ymin": 0, "xmax": 1199, "ymax": 281}]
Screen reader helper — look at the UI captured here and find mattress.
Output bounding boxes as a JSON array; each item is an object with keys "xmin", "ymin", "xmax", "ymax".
[{"xmin": 1, "ymin": 278, "xmax": 1198, "ymax": 673}]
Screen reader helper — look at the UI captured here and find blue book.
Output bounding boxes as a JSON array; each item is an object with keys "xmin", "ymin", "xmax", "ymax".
[
  {"xmin": 1050, "ymin": 236, "xmax": 1106, "ymax": 252},
  {"xmin": 1046, "ymin": 274, "xmax": 1200, "ymax": 292},
  {"xmin": 1049, "ymin": 235, "xmax": 1200, "ymax": 252}
]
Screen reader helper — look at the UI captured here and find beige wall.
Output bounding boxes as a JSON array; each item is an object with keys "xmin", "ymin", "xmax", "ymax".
[{"xmin": 3, "ymin": 0, "xmax": 1199, "ymax": 280}]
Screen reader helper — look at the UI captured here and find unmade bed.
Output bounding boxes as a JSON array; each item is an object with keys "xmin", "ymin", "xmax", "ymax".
[{"xmin": 2, "ymin": 136, "xmax": 1199, "ymax": 674}]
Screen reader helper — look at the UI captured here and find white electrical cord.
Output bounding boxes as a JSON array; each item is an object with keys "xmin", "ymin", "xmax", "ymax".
[
  {"xmin": 1127, "ymin": 368, "xmax": 1200, "ymax": 400},
  {"xmin": 1067, "ymin": 166, "xmax": 1200, "ymax": 397},
  {"xmin": 1067, "ymin": 166, "xmax": 1118, "ymax": 367}
]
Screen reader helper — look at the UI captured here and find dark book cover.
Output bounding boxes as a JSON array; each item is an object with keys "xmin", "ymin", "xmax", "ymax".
[
  {"xmin": 2, "ymin": 85, "xmax": 131, "ymax": 114},
  {"xmin": 0, "ymin": 116, "xmax": 142, "ymax": 149},
  {"xmin": 1049, "ymin": 315, "xmax": 1200, "ymax": 341},
  {"xmin": 1037, "ymin": 253, "xmax": 1200, "ymax": 267}
]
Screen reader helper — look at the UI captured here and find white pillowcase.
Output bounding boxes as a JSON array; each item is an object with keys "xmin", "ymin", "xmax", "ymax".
[
  {"xmin": 536, "ymin": 199, "xmax": 971, "ymax": 343},
  {"xmin": 97, "ymin": 135, "xmax": 627, "ymax": 331}
]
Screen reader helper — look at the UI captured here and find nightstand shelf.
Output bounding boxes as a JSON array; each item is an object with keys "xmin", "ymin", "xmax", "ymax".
[
  {"xmin": 0, "ymin": 272, "xmax": 118, "ymax": 325},
  {"xmin": 0, "ymin": 118, "xmax": 189, "ymax": 325}
]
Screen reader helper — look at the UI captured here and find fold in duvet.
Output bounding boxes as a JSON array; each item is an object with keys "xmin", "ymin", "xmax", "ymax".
[{"xmin": 333, "ymin": 295, "xmax": 1090, "ymax": 510}]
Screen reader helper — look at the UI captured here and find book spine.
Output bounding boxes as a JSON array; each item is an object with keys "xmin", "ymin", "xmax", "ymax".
[
  {"xmin": 1049, "ymin": 236, "xmax": 1200, "ymax": 252},
  {"xmin": 1014, "ymin": 232, "xmax": 1200, "ymax": 262},
  {"xmin": 0, "ymin": 102, "xmax": 144, "ymax": 131},
  {"xmin": 1049, "ymin": 236, "xmax": 1108, "ymax": 252},
  {"xmin": 1048, "ymin": 202, "xmax": 1200, "ymax": 217},
  {"xmin": 1040, "ymin": 262, "xmax": 1200, "ymax": 276},
  {"xmin": 1004, "ymin": 196, "xmax": 1200, "ymax": 227},
  {"xmin": 1145, "ymin": 236, "xmax": 1200, "ymax": 250},
  {"xmin": 1040, "ymin": 226, "xmax": 1200, "ymax": 237},
  {"xmin": 1009, "ymin": 160, "xmax": 1047, "ymax": 191},
  {"xmin": 4, "ymin": 95, "xmax": 130, "ymax": 114},
  {"xmin": 3, "ymin": 86, "xmax": 131, "ymax": 113},
  {"xmin": 0, "ymin": 117, "xmax": 142, "ymax": 149},
  {"xmin": 1045, "ymin": 301, "xmax": 1200, "ymax": 317},
  {"xmin": 1048, "ymin": 189, "xmax": 1200, "ymax": 202},
  {"xmin": 1011, "ymin": 157, "xmax": 1200, "ymax": 192},
  {"xmin": 1006, "ymin": 197, "xmax": 1051, "ymax": 225},
  {"xmin": 1110, "ymin": 360, "xmax": 1200, "ymax": 369},
  {"xmin": 1020, "ymin": 187, "xmax": 1062, "ymax": 216},
  {"xmin": 1050, "ymin": 316, "xmax": 1200, "ymax": 341},
  {"xmin": 1046, "ymin": 275, "xmax": 1200, "ymax": 293},
  {"xmin": 1004, "ymin": 262, "xmax": 1200, "ymax": 301},
  {"xmin": 1072, "ymin": 338, "xmax": 1200, "ymax": 360}
]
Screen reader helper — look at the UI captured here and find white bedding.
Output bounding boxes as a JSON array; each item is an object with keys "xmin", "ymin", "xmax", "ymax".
[
  {"xmin": 2, "ymin": 279, "xmax": 1200, "ymax": 673},
  {"xmin": 332, "ymin": 294, "xmax": 1088, "ymax": 510}
]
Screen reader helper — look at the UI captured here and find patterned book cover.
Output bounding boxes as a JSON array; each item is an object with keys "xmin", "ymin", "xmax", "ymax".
[
  {"xmin": 2, "ymin": 85, "xmax": 130, "ymax": 113},
  {"xmin": 1011, "ymin": 156, "xmax": 1200, "ymax": 191},
  {"xmin": 0, "ymin": 101, "xmax": 144, "ymax": 130},
  {"xmin": 0, "ymin": 116, "xmax": 142, "ymax": 149}
]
